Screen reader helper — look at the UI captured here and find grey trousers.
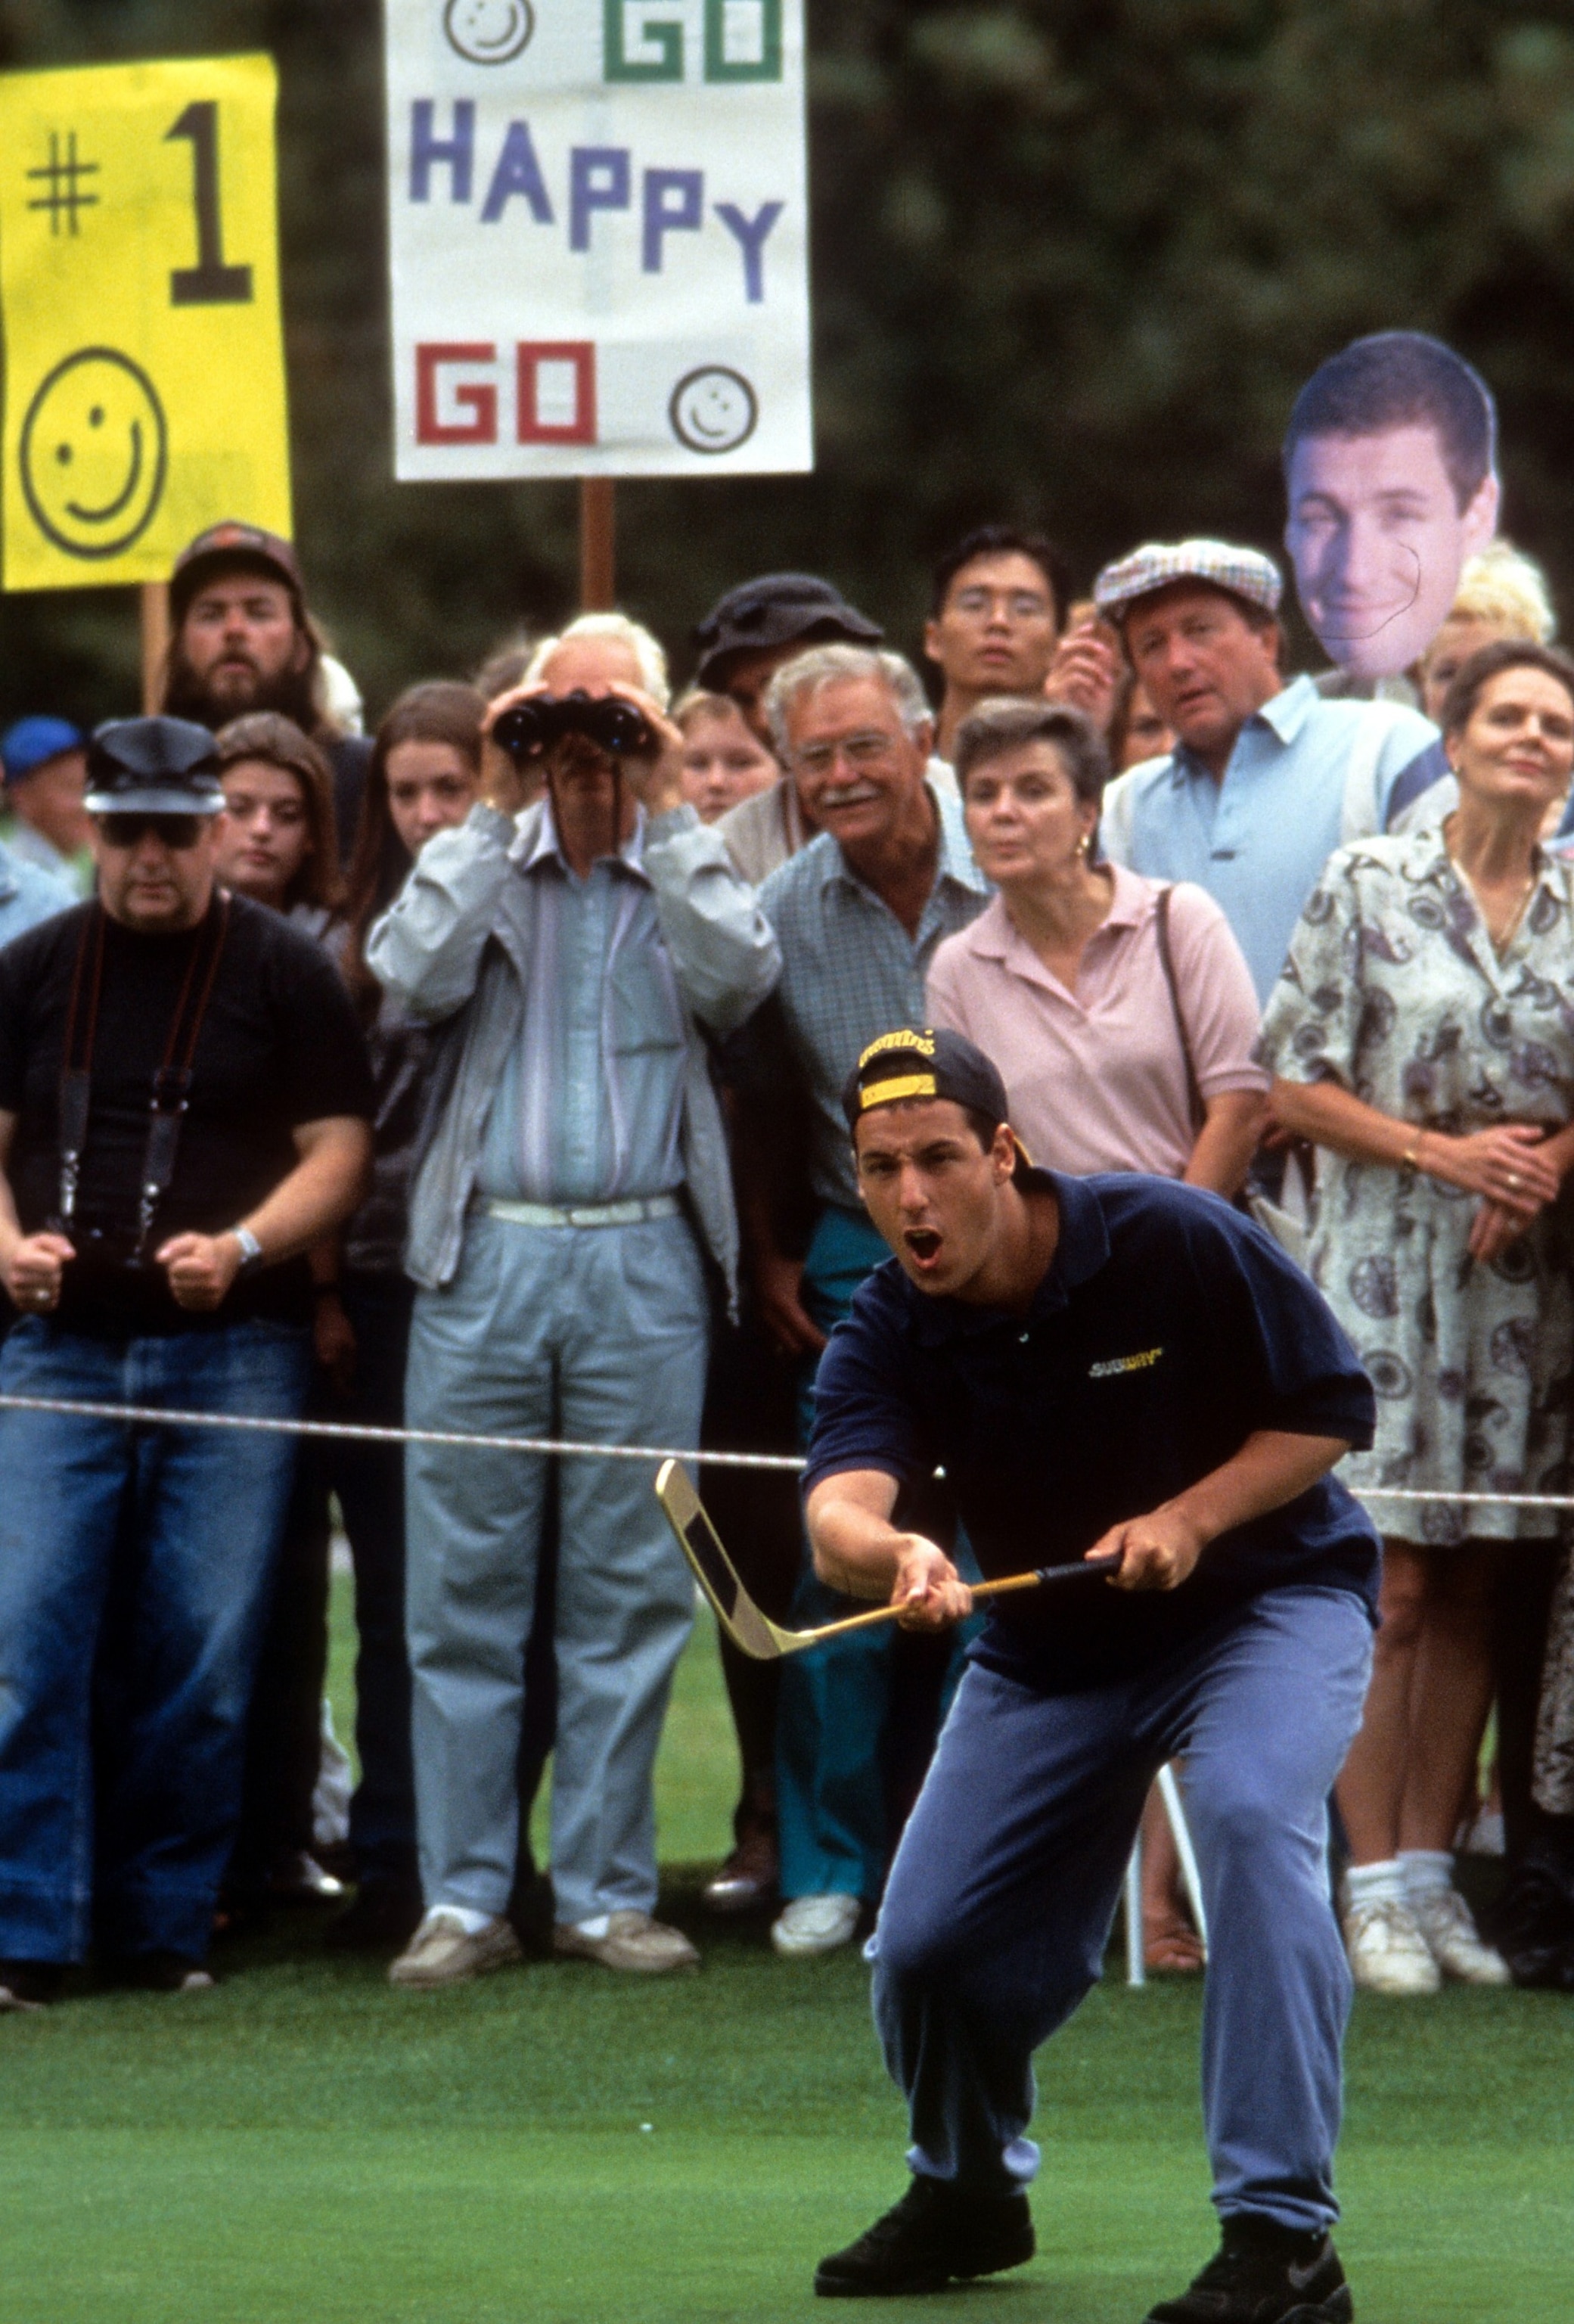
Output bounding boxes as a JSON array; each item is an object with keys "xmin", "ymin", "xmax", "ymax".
[{"xmin": 404, "ymin": 1210, "xmax": 706, "ymax": 1927}]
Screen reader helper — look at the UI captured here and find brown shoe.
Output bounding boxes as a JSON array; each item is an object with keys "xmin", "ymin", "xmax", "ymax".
[
  {"xmin": 702, "ymin": 1823, "xmax": 779, "ymax": 1915},
  {"xmin": 552, "ymin": 1910, "xmax": 700, "ymax": 1974},
  {"xmin": 388, "ymin": 1909, "xmax": 523, "ymax": 1990}
]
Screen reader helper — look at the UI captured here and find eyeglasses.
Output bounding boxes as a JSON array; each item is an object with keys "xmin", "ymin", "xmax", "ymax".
[
  {"xmin": 949, "ymin": 587, "xmax": 1052, "ymax": 622},
  {"xmin": 97, "ymin": 813, "xmax": 210, "ymax": 851},
  {"xmin": 790, "ymin": 732, "xmax": 901, "ymax": 777}
]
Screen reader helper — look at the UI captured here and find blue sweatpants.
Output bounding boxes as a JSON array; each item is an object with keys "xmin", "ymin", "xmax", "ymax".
[{"xmin": 871, "ymin": 1586, "xmax": 1374, "ymax": 2235}]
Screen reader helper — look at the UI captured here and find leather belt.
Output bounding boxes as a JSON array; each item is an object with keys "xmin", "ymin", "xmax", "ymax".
[{"xmin": 477, "ymin": 1194, "xmax": 683, "ymax": 1230}]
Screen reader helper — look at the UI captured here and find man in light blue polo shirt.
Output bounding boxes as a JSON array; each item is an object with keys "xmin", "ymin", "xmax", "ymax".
[{"xmin": 1095, "ymin": 540, "xmax": 1438, "ymax": 1001}]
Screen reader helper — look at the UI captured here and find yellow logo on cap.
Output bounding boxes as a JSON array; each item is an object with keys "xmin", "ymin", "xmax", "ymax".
[
  {"xmin": 858, "ymin": 1029, "xmax": 936, "ymax": 1069},
  {"xmin": 859, "ymin": 1072, "xmax": 937, "ymax": 1111}
]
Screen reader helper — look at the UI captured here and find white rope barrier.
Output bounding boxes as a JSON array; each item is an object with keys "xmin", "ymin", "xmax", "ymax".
[
  {"xmin": 0, "ymin": 1390, "xmax": 1570, "ymax": 1509},
  {"xmin": 0, "ymin": 1392, "xmax": 803, "ymax": 1472}
]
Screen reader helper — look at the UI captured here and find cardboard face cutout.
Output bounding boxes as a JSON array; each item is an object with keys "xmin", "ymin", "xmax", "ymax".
[{"xmin": 1282, "ymin": 331, "xmax": 1499, "ymax": 682}]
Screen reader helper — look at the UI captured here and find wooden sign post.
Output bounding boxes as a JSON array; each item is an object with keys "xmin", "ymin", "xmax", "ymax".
[{"xmin": 579, "ymin": 478, "xmax": 616, "ymax": 613}]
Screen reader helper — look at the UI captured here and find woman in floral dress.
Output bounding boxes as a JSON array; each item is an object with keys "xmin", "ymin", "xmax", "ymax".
[{"xmin": 1262, "ymin": 640, "xmax": 1574, "ymax": 1996}]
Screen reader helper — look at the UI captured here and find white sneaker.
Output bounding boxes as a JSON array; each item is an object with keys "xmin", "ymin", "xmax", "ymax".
[
  {"xmin": 771, "ymin": 1892, "xmax": 862, "ymax": 1958},
  {"xmin": 1410, "ymin": 1886, "xmax": 1510, "ymax": 1985},
  {"xmin": 1343, "ymin": 1895, "xmax": 1441, "ymax": 1995}
]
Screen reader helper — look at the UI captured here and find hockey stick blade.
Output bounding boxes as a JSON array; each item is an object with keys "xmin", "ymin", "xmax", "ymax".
[{"xmin": 655, "ymin": 1460, "xmax": 1122, "ymax": 1662}]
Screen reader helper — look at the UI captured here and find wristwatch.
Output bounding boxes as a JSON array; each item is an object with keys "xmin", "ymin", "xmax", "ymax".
[{"xmin": 232, "ymin": 1226, "xmax": 265, "ymax": 1278}]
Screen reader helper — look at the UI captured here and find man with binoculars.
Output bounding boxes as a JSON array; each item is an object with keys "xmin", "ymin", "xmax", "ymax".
[{"xmin": 368, "ymin": 613, "xmax": 781, "ymax": 1987}]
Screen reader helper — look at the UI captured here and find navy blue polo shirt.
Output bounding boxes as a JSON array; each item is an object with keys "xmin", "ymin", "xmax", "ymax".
[{"xmin": 803, "ymin": 1170, "xmax": 1380, "ymax": 1692}]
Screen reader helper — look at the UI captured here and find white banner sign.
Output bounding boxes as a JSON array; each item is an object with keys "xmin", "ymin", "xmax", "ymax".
[{"xmin": 384, "ymin": 2, "xmax": 812, "ymax": 480}]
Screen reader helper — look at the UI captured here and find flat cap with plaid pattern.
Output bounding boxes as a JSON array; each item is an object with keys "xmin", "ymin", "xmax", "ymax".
[{"xmin": 1093, "ymin": 539, "xmax": 1282, "ymax": 623}]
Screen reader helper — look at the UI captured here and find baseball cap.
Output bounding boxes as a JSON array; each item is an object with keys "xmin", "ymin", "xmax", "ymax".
[
  {"xmin": 1093, "ymin": 539, "xmax": 1283, "ymax": 625},
  {"xmin": 2, "ymin": 715, "xmax": 84, "ymax": 786},
  {"xmin": 842, "ymin": 1027, "xmax": 1011, "ymax": 1135},
  {"xmin": 84, "ymin": 717, "xmax": 226, "ymax": 816},
  {"xmin": 694, "ymin": 573, "xmax": 883, "ymax": 687},
  {"xmin": 169, "ymin": 522, "xmax": 305, "ymax": 623}
]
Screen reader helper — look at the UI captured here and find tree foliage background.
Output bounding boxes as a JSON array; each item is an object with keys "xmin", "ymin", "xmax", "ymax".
[{"xmin": 3, "ymin": 0, "xmax": 1574, "ymax": 725}]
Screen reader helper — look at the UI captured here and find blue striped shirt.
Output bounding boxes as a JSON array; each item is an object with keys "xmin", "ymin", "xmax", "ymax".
[
  {"xmin": 758, "ymin": 780, "xmax": 990, "ymax": 1208},
  {"xmin": 477, "ymin": 804, "xmax": 688, "ymax": 1204}
]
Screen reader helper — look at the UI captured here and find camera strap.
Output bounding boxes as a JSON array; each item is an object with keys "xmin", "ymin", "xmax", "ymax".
[{"xmin": 55, "ymin": 896, "xmax": 232, "ymax": 1259}]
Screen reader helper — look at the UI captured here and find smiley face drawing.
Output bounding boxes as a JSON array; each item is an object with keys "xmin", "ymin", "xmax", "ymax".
[
  {"xmin": 669, "ymin": 367, "xmax": 759, "ymax": 456},
  {"xmin": 443, "ymin": 0, "xmax": 536, "ymax": 64},
  {"xmin": 20, "ymin": 348, "xmax": 169, "ymax": 561}
]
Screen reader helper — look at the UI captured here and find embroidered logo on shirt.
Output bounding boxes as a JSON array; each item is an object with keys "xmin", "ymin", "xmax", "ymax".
[{"xmin": 1088, "ymin": 1347, "xmax": 1164, "ymax": 1379}]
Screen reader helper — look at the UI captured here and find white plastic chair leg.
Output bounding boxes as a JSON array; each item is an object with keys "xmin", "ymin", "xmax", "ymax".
[
  {"xmin": 1157, "ymin": 1760, "xmax": 1208, "ymax": 1954},
  {"xmin": 1124, "ymin": 1830, "xmax": 1145, "ymax": 1986}
]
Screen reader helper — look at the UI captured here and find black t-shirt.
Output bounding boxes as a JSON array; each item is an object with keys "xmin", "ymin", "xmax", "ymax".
[
  {"xmin": 803, "ymin": 1170, "xmax": 1380, "ymax": 1692},
  {"xmin": 0, "ymin": 895, "xmax": 374, "ymax": 1333}
]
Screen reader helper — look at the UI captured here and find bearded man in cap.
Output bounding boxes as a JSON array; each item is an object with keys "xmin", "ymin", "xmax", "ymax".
[
  {"xmin": 1094, "ymin": 539, "xmax": 1438, "ymax": 1003},
  {"xmin": 160, "ymin": 520, "xmax": 371, "ymax": 865},
  {"xmin": 0, "ymin": 716, "xmax": 373, "ymax": 2009},
  {"xmin": 806, "ymin": 1026, "xmax": 1378, "ymax": 2323}
]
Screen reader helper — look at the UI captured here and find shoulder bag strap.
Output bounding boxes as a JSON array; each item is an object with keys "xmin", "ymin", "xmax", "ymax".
[{"xmin": 1153, "ymin": 883, "xmax": 1206, "ymax": 1136}]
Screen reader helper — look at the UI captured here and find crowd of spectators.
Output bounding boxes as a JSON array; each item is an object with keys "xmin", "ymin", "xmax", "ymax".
[{"xmin": 5, "ymin": 341, "xmax": 1574, "ymax": 2014}]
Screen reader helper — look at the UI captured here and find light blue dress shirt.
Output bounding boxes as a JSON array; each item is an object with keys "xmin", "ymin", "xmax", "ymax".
[
  {"xmin": 757, "ymin": 778, "xmax": 990, "ymax": 1210},
  {"xmin": 0, "ymin": 838, "xmax": 73, "ymax": 950},
  {"xmin": 477, "ymin": 804, "xmax": 688, "ymax": 1205},
  {"xmin": 1099, "ymin": 675, "xmax": 1436, "ymax": 1002}
]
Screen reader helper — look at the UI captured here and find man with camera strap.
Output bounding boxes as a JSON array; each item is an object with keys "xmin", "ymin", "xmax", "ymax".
[{"xmin": 0, "ymin": 716, "xmax": 373, "ymax": 2009}]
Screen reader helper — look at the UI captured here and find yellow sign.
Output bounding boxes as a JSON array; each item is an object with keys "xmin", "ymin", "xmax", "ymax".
[{"xmin": 0, "ymin": 54, "xmax": 290, "ymax": 590}]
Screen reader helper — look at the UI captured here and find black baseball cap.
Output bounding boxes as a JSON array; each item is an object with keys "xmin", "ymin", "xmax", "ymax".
[
  {"xmin": 693, "ymin": 572, "xmax": 883, "ymax": 687},
  {"xmin": 84, "ymin": 716, "xmax": 225, "ymax": 816},
  {"xmin": 842, "ymin": 1027, "xmax": 1011, "ymax": 1133},
  {"xmin": 169, "ymin": 521, "xmax": 305, "ymax": 623}
]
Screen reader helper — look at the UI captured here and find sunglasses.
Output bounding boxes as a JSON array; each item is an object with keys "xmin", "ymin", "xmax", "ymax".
[{"xmin": 97, "ymin": 813, "xmax": 210, "ymax": 851}]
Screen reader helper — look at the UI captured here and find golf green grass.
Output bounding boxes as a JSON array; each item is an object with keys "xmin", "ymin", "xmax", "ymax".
[{"xmin": 2, "ymin": 1589, "xmax": 1570, "ymax": 2322}]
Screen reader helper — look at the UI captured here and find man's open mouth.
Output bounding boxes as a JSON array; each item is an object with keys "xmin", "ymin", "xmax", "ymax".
[{"xmin": 905, "ymin": 1227, "xmax": 942, "ymax": 1266}]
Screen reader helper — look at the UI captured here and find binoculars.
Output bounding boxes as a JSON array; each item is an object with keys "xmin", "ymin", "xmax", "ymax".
[{"xmin": 492, "ymin": 690, "xmax": 656, "ymax": 763}]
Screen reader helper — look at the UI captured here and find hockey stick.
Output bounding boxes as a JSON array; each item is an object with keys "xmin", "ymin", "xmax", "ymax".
[{"xmin": 654, "ymin": 1459, "xmax": 1120, "ymax": 1661}]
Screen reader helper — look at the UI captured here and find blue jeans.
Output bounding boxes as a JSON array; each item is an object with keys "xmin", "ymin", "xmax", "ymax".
[
  {"xmin": 0, "ymin": 1316, "xmax": 309, "ymax": 1964},
  {"xmin": 871, "ymin": 1587, "xmax": 1374, "ymax": 2235}
]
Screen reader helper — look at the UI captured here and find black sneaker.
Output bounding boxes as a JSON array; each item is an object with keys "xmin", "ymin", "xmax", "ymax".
[
  {"xmin": 814, "ymin": 2177, "xmax": 1033, "ymax": 2298},
  {"xmin": 1489, "ymin": 1853, "xmax": 1574, "ymax": 1990},
  {"xmin": 1145, "ymin": 2216, "xmax": 1352, "ymax": 2322},
  {"xmin": 126, "ymin": 1952, "xmax": 216, "ymax": 1994},
  {"xmin": 0, "ymin": 1959, "xmax": 64, "ymax": 2012},
  {"xmin": 325, "ymin": 1881, "xmax": 425, "ymax": 1953}
]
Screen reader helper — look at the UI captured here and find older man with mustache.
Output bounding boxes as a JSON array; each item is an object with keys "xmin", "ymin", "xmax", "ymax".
[{"xmin": 731, "ymin": 644, "xmax": 990, "ymax": 1958}]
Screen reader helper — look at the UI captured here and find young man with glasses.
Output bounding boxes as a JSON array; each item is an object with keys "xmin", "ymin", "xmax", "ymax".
[
  {"xmin": 924, "ymin": 526, "xmax": 1120, "ymax": 764},
  {"xmin": 0, "ymin": 716, "xmax": 372, "ymax": 2010}
]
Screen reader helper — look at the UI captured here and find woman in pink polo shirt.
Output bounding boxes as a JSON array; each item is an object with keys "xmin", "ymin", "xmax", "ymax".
[
  {"xmin": 927, "ymin": 698, "xmax": 1266, "ymax": 1191},
  {"xmin": 927, "ymin": 695, "xmax": 1268, "ymax": 1972}
]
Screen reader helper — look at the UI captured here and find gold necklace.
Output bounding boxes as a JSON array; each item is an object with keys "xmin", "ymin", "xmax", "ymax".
[{"xmin": 1442, "ymin": 817, "xmax": 1538, "ymax": 955}]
